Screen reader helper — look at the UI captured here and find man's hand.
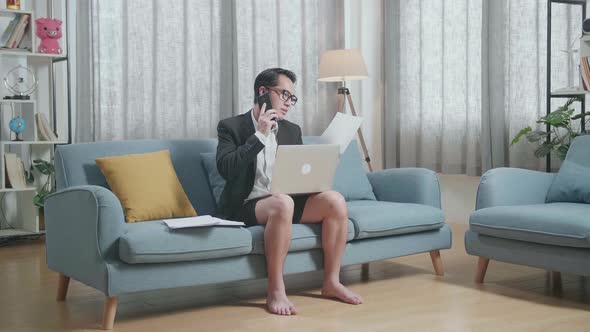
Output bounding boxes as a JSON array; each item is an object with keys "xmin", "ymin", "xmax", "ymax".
[{"xmin": 257, "ymin": 103, "xmax": 277, "ymax": 137}]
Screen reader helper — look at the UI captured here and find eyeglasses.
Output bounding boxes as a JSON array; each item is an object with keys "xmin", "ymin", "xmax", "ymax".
[{"xmin": 266, "ymin": 86, "xmax": 298, "ymax": 106}]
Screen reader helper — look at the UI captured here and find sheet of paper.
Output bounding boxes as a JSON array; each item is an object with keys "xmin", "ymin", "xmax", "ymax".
[
  {"xmin": 211, "ymin": 217, "xmax": 245, "ymax": 227},
  {"xmin": 319, "ymin": 112, "xmax": 363, "ymax": 154},
  {"xmin": 163, "ymin": 215, "xmax": 218, "ymax": 229},
  {"xmin": 164, "ymin": 215, "xmax": 246, "ymax": 229}
]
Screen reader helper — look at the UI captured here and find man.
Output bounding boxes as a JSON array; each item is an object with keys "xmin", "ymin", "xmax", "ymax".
[{"xmin": 216, "ymin": 68, "xmax": 362, "ymax": 316}]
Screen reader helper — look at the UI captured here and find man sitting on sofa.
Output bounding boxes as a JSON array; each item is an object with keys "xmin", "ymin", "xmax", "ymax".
[{"xmin": 216, "ymin": 68, "xmax": 363, "ymax": 316}]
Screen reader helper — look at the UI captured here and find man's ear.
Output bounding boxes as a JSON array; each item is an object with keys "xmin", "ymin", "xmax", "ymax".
[{"xmin": 258, "ymin": 86, "xmax": 267, "ymax": 96}]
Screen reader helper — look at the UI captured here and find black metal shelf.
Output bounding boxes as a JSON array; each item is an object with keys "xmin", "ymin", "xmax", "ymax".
[
  {"xmin": 546, "ymin": 0, "xmax": 587, "ymax": 172},
  {"xmin": 551, "ymin": 0, "xmax": 586, "ymax": 4}
]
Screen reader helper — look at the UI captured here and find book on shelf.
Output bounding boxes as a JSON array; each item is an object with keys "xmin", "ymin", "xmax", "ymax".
[
  {"xmin": 35, "ymin": 113, "xmax": 58, "ymax": 141},
  {"xmin": 10, "ymin": 13, "xmax": 29, "ymax": 48},
  {"xmin": 0, "ymin": 13, "xmax": 30, "ymax": 50},
  {"xmin": 0, "ymin": 14, "xmax": 20, "ymax": 46},
  {"xmin": 4, "ymin": 152, "xmax": 27, "ymax": 189}
]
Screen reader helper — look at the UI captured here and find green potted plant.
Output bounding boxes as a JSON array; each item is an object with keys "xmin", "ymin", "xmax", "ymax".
[
  {"xmin": 512, "ymin": 97, "xmax": 589, "ymax": 160},
  {"xmin": 25, "ymin": 158, "xmax": 55, "ymax": 230}
]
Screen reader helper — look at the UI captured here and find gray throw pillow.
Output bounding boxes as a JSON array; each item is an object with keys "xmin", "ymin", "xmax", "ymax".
[
  {"xmin": 546, "ymin": 160, "xmax": 590, "ymax": 204},
  {"xmin": 200, "ymin": 152, "xmax": 226, "ymax": 205}
]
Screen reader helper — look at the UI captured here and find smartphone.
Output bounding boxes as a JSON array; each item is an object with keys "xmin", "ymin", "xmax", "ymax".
[
  {"xmin": 257, "ymin": 92, "xmax": 278, "ymax": 127},
  {"xmin": 257, "ymin": 92, "xmax": 273, "ymax": 111}
]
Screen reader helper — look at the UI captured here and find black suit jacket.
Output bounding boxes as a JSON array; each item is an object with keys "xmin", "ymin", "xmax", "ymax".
[{"xmin": 216, "ymin": 110, "xmax": 302, "ymax": 218}]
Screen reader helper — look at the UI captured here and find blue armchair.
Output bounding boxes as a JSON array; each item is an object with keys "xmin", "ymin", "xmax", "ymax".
[{"xmin": 465, "ymin": 135, "xmax": 590, "ymax": 283}]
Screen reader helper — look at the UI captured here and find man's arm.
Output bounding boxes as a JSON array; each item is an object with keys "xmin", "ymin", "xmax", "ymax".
[
  {"xmin": 216, "ymin": 120, "xmax": 265, "ymax": 182},
  {"xmin": 296, "ymin": 125, "xmax": 303, "ymax": 145}
]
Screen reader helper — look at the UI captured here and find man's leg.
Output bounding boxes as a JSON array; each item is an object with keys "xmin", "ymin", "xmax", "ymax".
[
  {"xmin": 300, "ymin": 191, "xmax": 363, "ymax": 304},
  {"xmin": 254, "ymin": 194, "xmax": 297, "ymax": 315}
]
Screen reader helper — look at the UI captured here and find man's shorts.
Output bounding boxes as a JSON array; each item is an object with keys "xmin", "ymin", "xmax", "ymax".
[{"xmin": 236, "ymin": 194, "xmax": 312, "ymax": 227}]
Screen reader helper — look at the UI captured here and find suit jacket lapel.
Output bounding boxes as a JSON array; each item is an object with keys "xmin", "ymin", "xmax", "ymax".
[
  {"xmin": 239, "ymin": 110, "xmax": 256, "ymax": 140},
  {"xmin": 277, "ymin": 121, "xmax": 289, "ymax": 145}
]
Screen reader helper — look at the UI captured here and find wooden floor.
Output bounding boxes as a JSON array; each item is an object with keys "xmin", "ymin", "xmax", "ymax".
[{"xmin": 1, "ymin": 223, "xmax": 589, "ymax": 332}]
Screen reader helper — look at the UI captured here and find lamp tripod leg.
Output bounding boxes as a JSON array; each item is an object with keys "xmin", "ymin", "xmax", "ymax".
[{"xmin": 345, "ymin": 94, "xmax": 373, "ymax": 172}]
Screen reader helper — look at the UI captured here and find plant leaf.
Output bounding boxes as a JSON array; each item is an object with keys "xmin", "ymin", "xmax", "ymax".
[
  {"xmin": 511, "ymin": 127, "xmax": 532, "ymax": 145},
  {"xmin": 33, "ymin": 194, "xmax": 44, "ymax": 208},
  {"xmin": 34, "ymin": 163, "xmax": 51, "ymax": 175},
  {"xmin": 544, "ymin": 110, "xmax": 570, "ymax": 127},
  {"xmin": 534, "ymin": 142, "xmax": 553, "ymax": 158},
  {"xmin": 525, "ymin": 130, "xmax": 547, "ymax": 143},
  {"xmin": 25, "ymin": 166, "xmax": 35, "ymax": 184},
  {"xmin": 556, "ymin": 145, "xmax": 570, "ymax": 160}
]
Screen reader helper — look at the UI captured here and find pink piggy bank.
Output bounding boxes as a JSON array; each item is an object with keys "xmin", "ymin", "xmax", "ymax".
[{"xmin": 35, "ymin": 18, "xmax": 62, "ymax": 54}]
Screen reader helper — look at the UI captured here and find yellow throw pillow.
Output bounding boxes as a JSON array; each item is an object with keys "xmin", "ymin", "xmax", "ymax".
[{"xmin": 95, "ymin": 150, "xmax": 197, "ymax": 222}]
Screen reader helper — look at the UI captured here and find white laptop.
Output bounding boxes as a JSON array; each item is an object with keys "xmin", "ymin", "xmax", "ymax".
[{"xmin": 271, "ymin": 144, "xmax": 340, "ymax": 195}]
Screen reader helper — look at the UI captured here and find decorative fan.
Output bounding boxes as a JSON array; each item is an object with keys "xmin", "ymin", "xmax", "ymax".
[{"xmin": 3, "ymin": 65, "xmax": 38, "ymax": 100}]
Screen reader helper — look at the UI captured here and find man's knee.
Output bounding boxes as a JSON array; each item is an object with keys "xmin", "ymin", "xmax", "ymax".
[
  {"xmin": 323, "ymin": 191, "xmax": 347, "ymax": 219},
  {"xmin": 269, "ymin": 194, "xmax": 295, "ymax": 221}
]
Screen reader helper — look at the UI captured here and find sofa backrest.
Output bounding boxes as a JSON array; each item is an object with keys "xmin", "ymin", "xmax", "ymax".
[
  {"xmin": 55, "ymin": 139, "xmax": 218, "ymax": 216},
  {"xmin": 566, "ymin": 135, "xmax": 590, "ymax": 166}
]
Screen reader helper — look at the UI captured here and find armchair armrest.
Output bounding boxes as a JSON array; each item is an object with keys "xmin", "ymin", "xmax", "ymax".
[
  {"xmin": 476, "ymin": 167, "xmax": 556, "ymax": 210},
  {"xmin": 368, "ymin": 168, "xmax": 441, "ymax": 209},
  {"xmin": 45, "ymin": 185, "xmax": 126, "ymax": 295}
]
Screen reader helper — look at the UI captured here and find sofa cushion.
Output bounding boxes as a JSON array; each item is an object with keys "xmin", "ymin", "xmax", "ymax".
[
  {"xmin": 248, "ymin": 220, "xmax": 356, "ymax": 255},
  {"xmin": 200, "ymin": 152, "xmax": 225, "ymax": 205},
  {"xmin": 119, "ymin": 220, "xmax": 252, "ymax": 264},
  {"xmin": 470, "ymin": 203, "xmax": 590, "ymax": 248},
  {"xmin": 303, "ymin": 137, "xmax": 376, "ymax": 201},
  {"xmin": 95, "ymin": 150, "xmax": 197, "ymax": 222},
  {"xmin": 546, "ymin": 160, "xmax": 590, "ymax": 204},
  {"xmin": 347, "ymin": 200, "xmax": 445, "ymax": 240}
]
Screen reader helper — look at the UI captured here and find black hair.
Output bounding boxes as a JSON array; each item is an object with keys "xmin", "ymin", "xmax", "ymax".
[{"xmin": 253, "ymin": 68, "xmax": 297, "ymax": 103}]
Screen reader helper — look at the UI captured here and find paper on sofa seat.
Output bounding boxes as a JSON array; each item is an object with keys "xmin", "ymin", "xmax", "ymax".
[
  {"xmin": 164, "ymin": 215, "xmax": 245, "ymax": 229},
  {"xmin": 319, "ymin": 112, "xmax": 363, "ymax": 154}
]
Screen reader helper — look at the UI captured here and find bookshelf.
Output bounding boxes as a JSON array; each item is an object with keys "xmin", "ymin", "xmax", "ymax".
[{"xmin": 0, "ymin": 0, "xmax": 70, "ymax": 240}]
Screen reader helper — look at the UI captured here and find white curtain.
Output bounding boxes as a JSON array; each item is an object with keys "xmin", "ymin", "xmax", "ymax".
[
  {"xmin": 76, "ymin": 0, "xmax": 343, "ymax": 142},
  {"xmin": 76, "ymin": 0, "xmax": 582, "ymax": 175},
  {"xmin": 382, "ymin": 0, "xmax": 581, "ymax": 175}
]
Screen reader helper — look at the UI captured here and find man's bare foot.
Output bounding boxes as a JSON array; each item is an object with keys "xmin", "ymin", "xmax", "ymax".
[
  {"xmin": 322, "ymin": 281, "xmax": 363, "ymax": 305},
  {"xmin": 267, "ymin": 290, "xmax": 297, "ymax": 315}
]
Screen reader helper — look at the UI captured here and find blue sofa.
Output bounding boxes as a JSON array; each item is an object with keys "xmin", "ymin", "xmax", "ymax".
[
  {"xmin": 465, "ymin": 135, "xmax": 590, "ymax": 283},
  {"xmin": 45, "ymin": 138, "xmax": 451, "ymax": 329}
]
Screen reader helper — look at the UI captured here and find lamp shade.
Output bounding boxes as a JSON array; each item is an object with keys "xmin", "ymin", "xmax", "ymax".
[{"xmin": 318, "ymin": 49, "xmax": 368, "ymax": 82}]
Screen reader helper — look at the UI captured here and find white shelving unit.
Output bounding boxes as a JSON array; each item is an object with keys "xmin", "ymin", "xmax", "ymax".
[{"xmin": 0, "ymin": 0, "xmax": 70, "ymax": 239}]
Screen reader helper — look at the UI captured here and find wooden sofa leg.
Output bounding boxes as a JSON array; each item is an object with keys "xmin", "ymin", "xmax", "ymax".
[
  {"xmin": 102, "ymin": 297, "xmax": 118, "ymax": 330},
  {"xmin": 429, "ymin": 250, "xmax": 444, "ymax": 276},
  {"xmin": 56, "ymin": 274, "xmax": 70, "ymax": 301},
  {"xmin": 361, "ymin": 263, "xmax": 370, "ymax": 281},
  {"xmin": 475, "ymin": 257, "xmax": 490, "ymax": 283}
]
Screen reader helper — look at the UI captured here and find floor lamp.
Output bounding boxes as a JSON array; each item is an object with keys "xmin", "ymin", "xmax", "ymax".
[{"xmin": 318, "ymin": 49, "xmax": 373, "ymax": 171}]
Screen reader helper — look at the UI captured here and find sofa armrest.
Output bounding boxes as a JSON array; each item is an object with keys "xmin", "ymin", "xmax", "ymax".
[
  {"xmin": 476, "ymin": 167, "xmax": 556, "ymax": 210},
  {"xmin": 45, "ymin": 185, "xmax": 126, "ymax": 295},
  {"xmin": 368, "ymin": 168, "xmax": 441, "ymax": 209}
]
